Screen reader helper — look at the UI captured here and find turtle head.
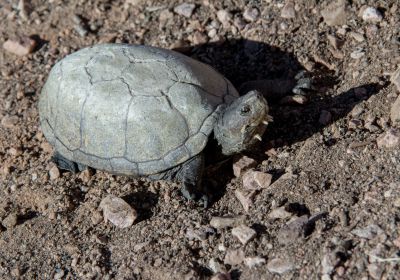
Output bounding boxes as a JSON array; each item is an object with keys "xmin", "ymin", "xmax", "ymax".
[{"xmin": 214, "ymin": 90, "xmax": 271, "ymax": 155}]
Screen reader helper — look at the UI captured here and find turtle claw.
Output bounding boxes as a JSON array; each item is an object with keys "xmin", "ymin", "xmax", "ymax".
[
  {"xmin": 180, "ymin": 184, "xmax": 210, "ymax": 208},
  {"xmin": 292, "ymin": 71, "xmax": 315, "ymax": 95}
]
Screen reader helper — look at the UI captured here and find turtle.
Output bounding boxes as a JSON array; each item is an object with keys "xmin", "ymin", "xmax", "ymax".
[{"xmin": 38, "ymin": 44, "xmax": 272, "ymax": 206}]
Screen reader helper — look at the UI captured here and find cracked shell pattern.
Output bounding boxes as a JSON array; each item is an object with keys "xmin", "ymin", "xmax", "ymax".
[{"xmin": 38, "ymin": 44, "xmax": 239, "ymax": 175}]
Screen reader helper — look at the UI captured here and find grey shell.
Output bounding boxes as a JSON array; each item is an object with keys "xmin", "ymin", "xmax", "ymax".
[{"xmin": 39, "ymin": 44, "xmax": 239, "ymax": 176}]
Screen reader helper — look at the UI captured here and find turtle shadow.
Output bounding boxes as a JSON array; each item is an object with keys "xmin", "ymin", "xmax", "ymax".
[{"xmin": 180, "ymin": 39, "xmax": 387, "ymax": 201}]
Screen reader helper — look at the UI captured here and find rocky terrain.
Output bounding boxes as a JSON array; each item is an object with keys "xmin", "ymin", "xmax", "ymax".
[{"xmin": 0, "ymin": 0, "xmax": 400, "ymax": 279}]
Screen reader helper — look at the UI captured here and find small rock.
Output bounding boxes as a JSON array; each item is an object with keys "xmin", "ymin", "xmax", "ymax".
[
  {"xmin": 54, "ymin": 269, "xmax": 65, "ymax": 279},
  {"xmin": 49, "ymin": 166, "xmax": 60, "ymax": 180},
  {"xmin": 224, "ymin": 249, "xmax": 245, "ymax": 266},
  {"xmin": 391, "ymin": 95, "xmax": 400, "ymax": 123},
  {"xmin": 191, "ymin": 31, "xmax": 208, "ymax": 45},
  {"xmin": 321, "ymin": 252, "xmax": 340, "ymax": 274},
  {"xmin": 327, "ymin": 34, "xmax": 344, "ymax": 49},
  {"xmin": 99, "ymin": 195, "xmax": 137, "ymax": 228},
  {"xmin": 1, "ymin": 115, "xmax": 19, "ymax": 128},
  {"xmin": 243, "ymin": 7, "xmax": 259, "ymax": 22},
  {"xmin": 210, "ymin": 216, "xmax": 244, "ymax": 229},
  {"xmin": 367, "ymin": 263, "xmax": 383, "ymax": 280},
  {"xmin": 78, "ymin": 169, "xmax": 93, "ymax": 183},
  {"xmin": 234, "ymin": 189, "xmax": 254, "ymax": 212},
  {"xmin": 277, "ymin": 215, "xmax": 310, "ymax": 244},
  {"xmin": 321, "ymin": 0, "xmax": 346, "ymax": 26},
  {"xmin": 351, "ymin": 224, "xmax": 383, "ymax": 239},
  {"xmin": 242, "ymin": 170, "xmax": 272, "ymax": 190},
  {"xmin": 208, "ymin": 258, "xmax": 226, "ymax": 274},
  {"xmin": 174, "ymin": 3, "xmax": 196, "ymax": 18},
  {"xmin": 40, "ymin": 142, "xmax": 53, "ymax": 154},
  {"xmin": 349, "ymin": 31, "xmax": 365, "ymax": 42},
  {"xmin": 216, "ymin": 10, "xmax": 232, "ymax": 26},
  {"xmin": 376, "ymin": 129, "xmax": 400, "ymax": 149},
  {"xmin": 390, "ymin": 66, "xmax": 400, "ymax": 91},
  {"xmin": 281, "ymin": 0, "xmax": 295, "ymax": 19},
  {"xmin": 233, "ymin": 156, "xmax": 257, "ymax": 177},
  {"xmin": 350, "ymin": 48, "xmax": 365, "ymax": 59},
  {"xmin": 280, "ymin": 95, "xmax": 308, "ymax": 105},
  {"xmin": 268, "ymin": 206, "xmax": 292, "ymax": 219},
  {"xmin": 186, "ymin": 227, "xmax": 208, "ymax": 241},
  {"xmin": 210, "ymin": 273, "xmax": 231, "ymax": 280},
  {"xmin": 231, "ymin": 225, "xmax": 256, "ymax": 245},
  {"xmin": 362, "ymin": 7, "xmax": 383, "ymax": 23},
  {"xmin": 2, "ymin": 213, "xmax": 18, "ymax": 228},
  {"xmin": 348, "ymin": 119, "xmax": 363, "ymax": 129},
  {"xmin": 91, "ymin": 210, "xmax": 103, "ymax": 225},
  {"xmin": 319, "ymin": 110, "xmax": 332, "ymax": 125},
  {"xmin": 244, "ymin": 256, "xmax": 266, "ymax": 268},
  {"xmin": 267, "ymin": 258, "xmax": 294, "ymax": 274},
  {"xmin": 3, "ymin": 37, "xmax": 37, "ymax": 56}
]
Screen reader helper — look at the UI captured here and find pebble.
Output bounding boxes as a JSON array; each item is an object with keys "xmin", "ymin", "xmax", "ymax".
[
  {"xmin": 174, "ymin": 3, "xmax": 196, "ymax": 18},
  {"xmin": 391, "ymin": 95, "xmax": 400, "ymax": 123},
  {"xmin": 242, "ymin": 170, "xmax": 272, "ymax": 190},
  {"xmin": 268, "ymin": 206, "xmax": 292, "ymax": 219},
  {"xmin": 277, "ymin": 215, "xmax": 309, "ymax": 244},
  {"xmin": 243, "ymin": 7, "xmax": 259, "ymax": 22},
  {"xmin": 321, "ymin": 0, "xmax": 347, "ymax": 26},
  {"xmin": 367, "ymin": 263, "xmax": 383, "ymax": 280},
  {"xmin": 348, "ymin": 119, "xmax": 363, "ymax": 130},
  {"xmin": 234, "ymin": 189, "xmax": 254, "ymax": 212},
  {"xmin": 350, "ymin": 48, "xmax": 365, "ymax": 59},
  {"xmin": 208, "ymin": 258, "xmax": 226, "ymax": 274},
  {"xmin": 216, "ymin": 10, "xmax": 232, "ymax": 26},
  {"xmin": 191, "ymin": 31, "xmax": 208, "ymax": 45},
  {"xmin": 376, "ymin": 129, "xmax": 400, "ymax": 149},
  {"xmin": 351, "ymin": 224, "xmax": 383, "ymax": 239},
  {"xmin": 362, "ymin": 7, "xmax": 383, "ymax": 23},
  {"xmin": 91, "ymin": 210, "xmax": 103, "ymax": 225},
  {"xmin": 54, "ymin": 269, "xmax": 65, "ymax": 279},
  {"xmin": 280, "ymin": 94, "xmax": 308, "ymax": 105},
  {"xmin": 186, "ymin": 228, "xmax": 208, "ymax": 241},
  {"xmin": 3, "ymin": 37, "xmax": 37, "ymax": 56},
  {"xmin": 390, "ymin": 67, "xmax": 400, "ymax": 92},
  {"xmin": 1, "ymin": 115, "xmax": 19, "ymax": 128},
  {"xmin": 224, "ymin": 249, "xmax": 245, "ymax": 266},
  {"xmin": 231, "ymin": 225, "xmax": 256, "ymax": 245},
  {"xmin": 327, "ymin": 34, "xmax": 343, "ymax": 49},
  {"xmin": 349, "ymin": 31, "xmax": 365, "ymax": 42},
  {"xmin": 281, "ymin": 0, "xmax": 295, "ymax": 19},
  {"xmin": 210, "ymin": 216, "xmax": 244, "ymax": 229},
  {"xmin": 266, "ymin": 258, "xmax": 294, "ymax": 274},
  {"xmin": 244, "ymin": 256, "xmax": 266, "ymax": 268},
  {"xmin": 99, "ymin": 195, "xmax": 137, "ymax": 228},
  {"xmin": 321, "ymin": 252, "xmax": 339, "ymax": 274},
  {"xmin": 210, "ymin": 273, "xmax": 231, "ymax": 280},
  {"xmin": 2, "ymin": 213, "xmax": 18, "ymax": 228},
  {"xmin": 49, "ymin": 166, "xmax": 60, "ymax": 180},
  {"xmin": 232, "ymin": 156, "xmax": 257, "ymax": 177},
  {"xmin": 319, "ymin": 110, "xmax": 332, "ymax": 125}
]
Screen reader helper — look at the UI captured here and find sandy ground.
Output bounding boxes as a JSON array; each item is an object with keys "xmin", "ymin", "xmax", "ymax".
[{"xmin": 1, "ymin": 0, "xmax": 400, "ymax": 279}]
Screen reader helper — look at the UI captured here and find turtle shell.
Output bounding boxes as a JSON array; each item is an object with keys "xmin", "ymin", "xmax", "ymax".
[{"xmin": 39, "ymin": 44, "xmax": 239, "ymax": 175}]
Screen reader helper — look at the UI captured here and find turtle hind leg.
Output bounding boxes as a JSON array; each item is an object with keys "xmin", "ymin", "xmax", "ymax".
[{"xmin": 51, "ymin": 151, "xmax": 86, "ymax": 173}]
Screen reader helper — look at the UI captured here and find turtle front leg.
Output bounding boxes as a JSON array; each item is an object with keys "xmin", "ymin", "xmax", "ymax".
[{"xmin": 176, "ymin": 153, "xmax": 209, "ymax": 208}]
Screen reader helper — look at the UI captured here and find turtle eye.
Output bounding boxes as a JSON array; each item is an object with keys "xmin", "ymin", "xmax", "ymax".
[{"xmin": 240, "ymin": 105, "xmax": 251, "ymax": 116}]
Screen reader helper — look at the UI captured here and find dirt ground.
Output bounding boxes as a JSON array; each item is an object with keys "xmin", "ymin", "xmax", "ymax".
[{"xmin": 1, "ymin": 0, "xmax": 400, "ymax": 279}]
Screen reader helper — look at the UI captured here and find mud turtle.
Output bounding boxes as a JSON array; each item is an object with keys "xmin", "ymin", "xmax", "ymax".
[{"xmin": 39, "ymin": 44, "xmax": 271, "ymax": 206}]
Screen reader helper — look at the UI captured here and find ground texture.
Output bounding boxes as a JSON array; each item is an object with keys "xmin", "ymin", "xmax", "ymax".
[{"xmin": 1, "ymin": 0, "xmax": 400, "ymax": 279}]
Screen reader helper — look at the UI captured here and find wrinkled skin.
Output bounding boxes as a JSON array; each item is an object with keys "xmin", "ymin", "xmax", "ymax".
[{"xmin": 214, "ymin": 90, "xmax": 271, "ymax": 155}]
